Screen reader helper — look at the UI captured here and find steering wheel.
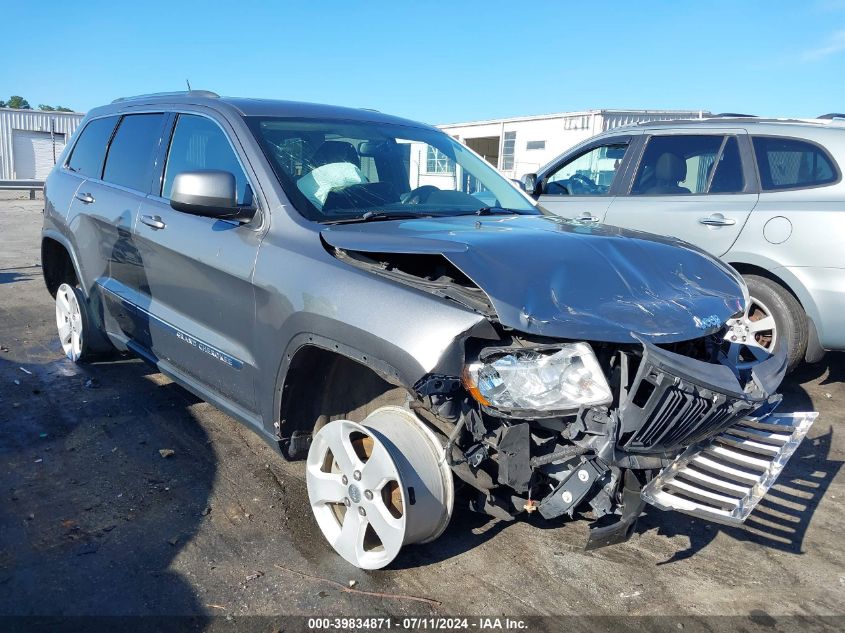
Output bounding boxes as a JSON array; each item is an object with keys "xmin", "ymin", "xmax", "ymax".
[
  {"xmin": 402, "ymin": 185, "xmax": 440, "ymax": 204},
  {"xmin": 567, "ymin": 173, "xmax": 598, "ymax": 194}
]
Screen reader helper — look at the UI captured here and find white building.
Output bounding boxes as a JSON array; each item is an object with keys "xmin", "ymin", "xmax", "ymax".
[
  {"xmin": 0, "ymin": 108, "xmax": 85, "ymax": 180},
  {"xmin": 437, "ymin": 109, "xmax": 709, "ymax": 179}
]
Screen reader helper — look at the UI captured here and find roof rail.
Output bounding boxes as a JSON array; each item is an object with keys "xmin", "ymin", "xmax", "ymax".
[
  {"xmin": 713, "ymin": 112, "xmax": 756, "ymax": 118},
  {"xmin": 111, "ymin": 90, "xmax": 220, "ymax": 104},
  {"xmin": 818, "ymin": 113, "xmax": 845, "ymax": 120}
]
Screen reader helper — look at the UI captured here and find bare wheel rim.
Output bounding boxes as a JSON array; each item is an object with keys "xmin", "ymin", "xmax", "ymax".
[
  {"xmin": 305, "ymin": 408, "xmax": 453, "ymax": 569},
  {"xmin": 55, "ymin": 283, "xmax": 83, "ymax": 362},
  {"xmin": 722, "ymin": 294, "xmax": 778, "ymax": 370}
]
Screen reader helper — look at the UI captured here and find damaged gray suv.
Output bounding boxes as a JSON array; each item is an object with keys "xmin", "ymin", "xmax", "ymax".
[{"xmin": 42, "ymin": 91, "xmax": 816, "ymax": 569}]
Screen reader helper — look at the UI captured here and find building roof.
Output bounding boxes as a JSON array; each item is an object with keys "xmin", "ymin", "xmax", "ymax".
[{"xmin": 0, "ymin": 107, "xmax": 84, "ymax": 116}]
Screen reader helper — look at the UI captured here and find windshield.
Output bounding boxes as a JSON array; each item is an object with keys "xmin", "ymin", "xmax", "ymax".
[{"xmin": 246, "ymin": 117, "xmax": 538, "ymax": 222}]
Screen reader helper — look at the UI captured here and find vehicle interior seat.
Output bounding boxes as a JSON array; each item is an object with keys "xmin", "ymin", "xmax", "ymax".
[
  {"xmin": 310, "ymin": 141, "xmax": 361, "ymax": 169},
  {"xmin": 645, "ymin": 152, "xmax": 691, "ymax": 194}
]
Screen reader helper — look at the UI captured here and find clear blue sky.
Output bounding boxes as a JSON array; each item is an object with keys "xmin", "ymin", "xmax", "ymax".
[{"xmin": 3, "ymin": 0, "xmax": 843, "ymax": 123}]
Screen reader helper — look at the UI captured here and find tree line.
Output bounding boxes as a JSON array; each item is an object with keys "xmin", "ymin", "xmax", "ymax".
[{"xmin": 1, "ymin": 95, "xmax": 74, "ymax": 112}]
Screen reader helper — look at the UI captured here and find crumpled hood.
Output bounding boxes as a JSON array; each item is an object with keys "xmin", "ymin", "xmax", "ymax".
[{"xmin": 321, "ymin": 214, "xmax": 746, "ymax": 343}]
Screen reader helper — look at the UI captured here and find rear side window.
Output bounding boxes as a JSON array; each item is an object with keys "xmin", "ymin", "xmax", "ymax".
[
  {"xmin": 66, "ymin": 116, "xmax": 118, "ymax": 178},
  {"xmin": 102, "ymin": 114, "xmax": 166, "ymax": 192},
  {"xmin": 632, "ymin": 135, "xmax": 726, "ymax": 195},
  {"xmin": 161, "ymin": 114, "xmax": 251, "ymax": 205},
  {"xmin": 753, "ymin": 136, "xmax": 838, "ymax": 190}
]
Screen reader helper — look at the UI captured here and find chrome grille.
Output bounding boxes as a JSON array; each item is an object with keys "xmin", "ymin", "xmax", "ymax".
[
  {"xmin": 641, "ymin": 412, "xmax": 818, "ymax": 524},
  {"xmin": 627, "ymin": 385, "xmax": 741, "ymax": 450}
]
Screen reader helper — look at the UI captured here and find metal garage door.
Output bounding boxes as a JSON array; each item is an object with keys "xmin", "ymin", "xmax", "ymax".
[{"xmin": 12, "ymin": 130, "xmax": 66, "ymax": 179}]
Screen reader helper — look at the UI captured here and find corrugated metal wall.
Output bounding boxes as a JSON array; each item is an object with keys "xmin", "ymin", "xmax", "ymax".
[{"xmin": 0, "ymin": 108, "xmax": 84, "ymax": 179}]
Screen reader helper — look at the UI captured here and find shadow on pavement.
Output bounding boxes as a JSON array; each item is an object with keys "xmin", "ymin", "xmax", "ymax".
[
  {"xmin": 0, "ymin": 268, "xmax": 40, "ymax": 286},
  {"xmin": 0, "ymin": 353, "xmax": 214, "ymax": 620}
]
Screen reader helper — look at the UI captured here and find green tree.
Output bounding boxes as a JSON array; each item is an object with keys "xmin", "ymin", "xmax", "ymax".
[
  {"xmin": 0, "ymin": 99, "xmax": 6, "ymax": 108},
  {"xmin": 39, "ymin": 104, "xmax": 74, "ymax": 112},
  {"xmin": 6, "ymin": 96, "xmax": 32, "ymax": 109}
]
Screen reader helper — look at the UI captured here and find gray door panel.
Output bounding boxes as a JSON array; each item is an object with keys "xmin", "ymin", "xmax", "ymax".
[
  {"xmin": 133, "ymin": 197, "xmax": 262, "ymax": 414},
  {"xmin": 604, "ymin": 193, "xmax": 758, "ymax": 256},
  {"xmin": 64, "ymin": 179, "xmax": 145, "ymax": 335}
]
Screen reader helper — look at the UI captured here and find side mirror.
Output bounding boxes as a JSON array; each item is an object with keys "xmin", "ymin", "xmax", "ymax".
[
  {"xmin": 521, "ymin": 173, "xmax": 539, "ymax": 197},
  {"xmin": 170, "ymin": 170, "xmax": 254, "ymax": 221}
]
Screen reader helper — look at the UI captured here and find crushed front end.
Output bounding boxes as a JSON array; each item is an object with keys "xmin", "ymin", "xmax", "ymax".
[
  {"xmin": 320, "ymin": 215, "xmax": 818, "ymax": 551},
  {"xmin": 414, "ymin": 329, "xmax": 815, "ymax": 548}
]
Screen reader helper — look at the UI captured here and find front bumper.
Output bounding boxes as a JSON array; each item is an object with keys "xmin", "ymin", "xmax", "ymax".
[{"xmin": 641, "ymin": 411, "xmax": 817, "ymax": 524}]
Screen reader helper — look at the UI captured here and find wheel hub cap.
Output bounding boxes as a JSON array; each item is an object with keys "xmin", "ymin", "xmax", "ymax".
[{"xmin": 347, "ymin": 483, "xmax": 361, "ymax": 504}]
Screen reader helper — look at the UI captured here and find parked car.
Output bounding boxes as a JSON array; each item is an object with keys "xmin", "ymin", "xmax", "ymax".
[
  {"xmin": 42, "ymin": 93, "xmax": 815, "ymax": 569},
  {"xmin": 521, "ymin": 116, "xmax": 845, "ymax": 373}
]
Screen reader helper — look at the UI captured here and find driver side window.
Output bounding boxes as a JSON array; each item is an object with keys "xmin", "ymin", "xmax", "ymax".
[
  {"xmin": 162, "ymin": 114, "xmax": 251, "ymax": 205},
  {"xmin": 544, "ymin": 142, "xmax": 628, "ymax": 196}
]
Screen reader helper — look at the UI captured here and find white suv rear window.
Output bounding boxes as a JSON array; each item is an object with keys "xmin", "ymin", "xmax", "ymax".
[{"xmin": 753, "ymin": 136, "xmax": 837, "ymax": 190}]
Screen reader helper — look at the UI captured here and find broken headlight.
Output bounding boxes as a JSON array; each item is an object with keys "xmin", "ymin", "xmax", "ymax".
[{"xmin": 463, "ymin": 343, "xmax": 612, "ymax": 414}]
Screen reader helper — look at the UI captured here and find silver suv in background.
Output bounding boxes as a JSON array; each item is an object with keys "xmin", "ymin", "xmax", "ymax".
[
  {"xmin": 42, "ymin": 93, "xmax": 815, "ymax": 569},
  {"xmin": 521, "ymin": 116, "xmax": 845, "ymax": 372}
]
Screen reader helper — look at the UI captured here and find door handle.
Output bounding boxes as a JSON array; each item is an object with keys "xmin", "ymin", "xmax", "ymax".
[
  {"xmin": 699, "ymin": 215, "xmax": 736, "ymax": 227},
  {"xmin": 578, "ymin": 213, "xmax": 600, "ymax": 223},
  {"xmin": 140, "ymin": 214, "xmax": 166, "ymax": 230},
  {"xmin": 75, "ymin": 192, "xmax": 95, "ymax": 204}
]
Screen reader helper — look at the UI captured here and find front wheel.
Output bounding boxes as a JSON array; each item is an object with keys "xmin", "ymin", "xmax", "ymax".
[
  {"xmin": 305, "ymin": 406, "xmax": 454, "ymax": 569},
  {"xmin": 728, "ymin": 275, "xmax": 808, "ymax": 373},
  {"xmin": 54, "ymin": 283, "xmax": 111, "ymax": 363}
]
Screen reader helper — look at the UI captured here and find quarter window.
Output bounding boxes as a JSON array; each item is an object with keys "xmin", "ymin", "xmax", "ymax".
[
  {"xmin": 544, "ymin": 142, "xmax": 628, "ymax": 196},
  {"xmin": 752, "ymin": 137, "xmax": 837, "ymax": 190},
  {"xmin": 102, "ymin": 114, "xmax": 166, "ymax": 192},
  {"xmin": 632, "ymin": 135, "xmax": 728, "ymax": 195},
  {"xmin": 162, "ymin": 114, "xmax": 251, "ymax": 205},
  {"xmin": 66, "ymin": 116, "xmax": 119, "ymax": 178}
]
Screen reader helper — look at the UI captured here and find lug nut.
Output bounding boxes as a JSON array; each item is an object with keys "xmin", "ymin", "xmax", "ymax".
[
  {"xmin": 353, "ymin": 470, "xmax": 362, "ymax": 481},
  {"xmin": 577, "ymin": 469, "xmax": 589, "ymax": 482},
  {"xmin": 364, "ymin": 490, "xmax": 373, "ymax": 500},
  {"xmin": 343, "ymin": 497, "xmax": 351, "ymax": 507},
  {"xmin": 358, "ymin": 506, "xmax": 366, "ymax": 516},
  {"xmin": 562, "ymin": 491, "xmax": 573, "ymax": 504},
  {"xmin": 341, "ymin": 475, "xmax": 348, "ymax": 485}
]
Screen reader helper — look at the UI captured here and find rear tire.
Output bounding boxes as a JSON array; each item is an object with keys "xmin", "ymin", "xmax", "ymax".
[
  {"xmin": 54, "ymin": 283, "xmax": 113, "ymax": 363},
  {"xmin": 742, "ymin": 274, "xmax": 807, "ymax": 374}
]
